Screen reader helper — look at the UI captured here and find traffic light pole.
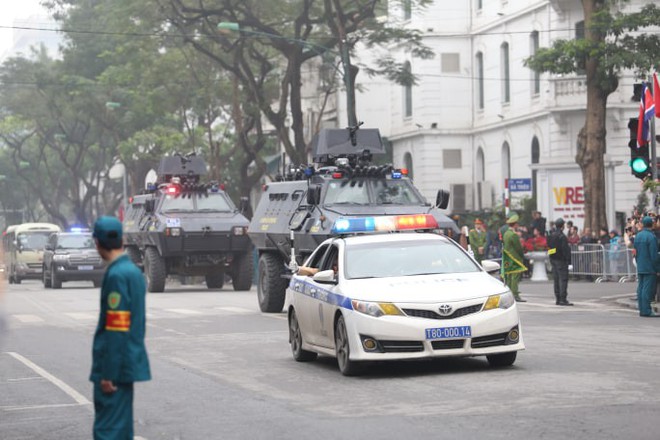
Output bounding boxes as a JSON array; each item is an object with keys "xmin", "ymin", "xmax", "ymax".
[{"xmin": 650, "ymin": 75, "xmax": 659, "ymax": 213}]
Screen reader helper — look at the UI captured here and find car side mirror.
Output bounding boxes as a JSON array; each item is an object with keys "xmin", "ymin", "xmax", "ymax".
[
  {"xmin": 144, "ymin": 200, "xmax": 154, "ymax": 213},
  {"xmin": 312, "ymin": 269, "xmax": 337, "ymax": 284},
  {"xmin": 306, "ymin": 185, "xmax": 322, "ymax": 205},
  {"xmin": 435, "ymin": 189, "xmax": 450, "ymax": 209},
  {"xmin": 481, "ymin": 259, "xmax": 501, "ymax": 273}
]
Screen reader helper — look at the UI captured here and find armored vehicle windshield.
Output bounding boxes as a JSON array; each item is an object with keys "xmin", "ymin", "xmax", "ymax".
[
  {"xmin": 160, "ymin": 192, "xmax": 234, "ymax": 213},
  {"xmin": 324, "ymin": 179, "xmax": 424, "ymax": 206}
]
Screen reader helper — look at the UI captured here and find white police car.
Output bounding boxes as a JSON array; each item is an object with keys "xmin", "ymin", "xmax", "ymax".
[{"xmin": 286, "ymin": 214, "xmax": 524, "ymax": 376}]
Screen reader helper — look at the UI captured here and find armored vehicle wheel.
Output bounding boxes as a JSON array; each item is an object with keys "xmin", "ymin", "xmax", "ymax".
[
  {"xmin": 205, "ymin": 272, "xmax": 224, "ymax": 289},
  {"xmin": 125, "ymin": 246, "xmax": 142, "ymax": 267},
  {"xmin": 257, "ymin": 253, "xmax": 288, "ymax": 313},
  {"xmin": 51, "ymin": 266, "xmax": 62, "ymax": 289},
  {"xmin": 145, "ymin": 247, "xmax": 166, "ymax": 293},
  {"xmin": 232, "ymin": 250, "xmax": 253, "ymax": 291},
  {"xmin": 43, "ymin": 266, "xmax": 51, "ymax": 288},
  {"xmin": 14, "ymin": 277, "xmax": 21, "ymax": 284}
]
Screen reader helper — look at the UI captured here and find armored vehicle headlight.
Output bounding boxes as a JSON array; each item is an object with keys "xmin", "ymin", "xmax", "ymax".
[
  {"xmin": 53, "ymin": 255, "xmax": 69, "ymax": 262},
  {"xmin": 232, "ymin": 226, "xmax": 247, "ymax": 236},
  {"xmin": 166, "ymin": 227, "xmax": 182, "ymax": 237}
]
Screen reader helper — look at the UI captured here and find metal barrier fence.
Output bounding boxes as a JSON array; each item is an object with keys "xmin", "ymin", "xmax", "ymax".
[{"xmin": 569, "ymin": 243, "xmax": 636, "ymax": 283}]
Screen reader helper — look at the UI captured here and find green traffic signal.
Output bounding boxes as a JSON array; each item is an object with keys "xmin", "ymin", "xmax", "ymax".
[{"xmin": 631, "ymin": 157, "xmax": 649, "ymax": 174}]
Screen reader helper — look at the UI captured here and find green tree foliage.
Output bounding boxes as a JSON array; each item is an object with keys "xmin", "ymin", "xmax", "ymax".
[{"xmin": 525, "ymin": 1, "xmax": 660, "ymax": 232}]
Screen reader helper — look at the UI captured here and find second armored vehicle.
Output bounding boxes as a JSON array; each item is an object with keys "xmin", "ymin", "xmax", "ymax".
[
  {"xmin": 248, "ymin": 127, "xmax": 458, "ymax": 313},
  {"xmin": 123, "ymin": 154, "xmax": 253, "ymax": 293}
]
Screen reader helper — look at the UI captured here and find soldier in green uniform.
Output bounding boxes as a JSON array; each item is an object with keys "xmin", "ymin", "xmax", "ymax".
[
  {"xmin": 90, "ymin": 216, "xmax": 151, "ymax": 440},
  {"xmin": 502, "ymin": 214, "xmax": 527, "ymax": 302},
  {"xmin": 468, "ymin": 218, "xmax": 489, "ymax": 265}
]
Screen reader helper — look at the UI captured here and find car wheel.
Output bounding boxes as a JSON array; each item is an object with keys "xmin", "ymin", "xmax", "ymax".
[
  {"xmin": 231, "ymin": 249, "xmax": 254, "ymax": 291},
  {"xmin": 51, "ymin": 266, "xmax": 62, "ymax": 289},
  {"xmin": 257, "ymin": 253, "xmax": 288, "ymax": 313},
  {"xmin": 486, "ymin": 351, "xmax": 517, "ymax": 368},
  {"xmin": 289, "ymin": 309, "xmax": 317, "ymax": 362},
  {"xmin": 334, "ymin": 315, "xmax": 362, "ymax": 376},
  {"xmin": 144, "ymin": 247, "xmax": 166, "ymax": 293},
  {"xmin": 205, "ymin": 272, "xmax": 224, "ymax": 290},
  {"xmin": 93, "ymin": 280, "xmax": 102, "ymax": 288},
  {"xmin": 43, "ymin": 266, "xmax": 51, "ymax": 288}
]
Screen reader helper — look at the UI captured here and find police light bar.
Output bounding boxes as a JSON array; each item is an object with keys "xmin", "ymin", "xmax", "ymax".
[
  {"xmin": 391, "ymin": 170, "xmax": 402, "ymax": 179},
  {"xmin": 69, "ymin": 227, "xmax": 90, "ymax": 233},
  {"xmin": 331, "ymin": 214, "xmax": 439, "ymax": 234}
]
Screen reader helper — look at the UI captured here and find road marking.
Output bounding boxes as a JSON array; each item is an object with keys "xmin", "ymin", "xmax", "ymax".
[
  {"xmin": 261, "ymin": 313, "xmax": 287, "ymax": 320},
  {"xmin": 216, "ymin": 306, "xmax": 253, "ymax": 314},
  {"xmin": 2, "ymin": 403, "xmax": 84, "ymax": 412},
  {"xmin": 12, "ymin": 314, "xmax": 44, "ymax": 323},
  {"xmin": 65, "ymin": 312, "xmax": 97, "ymax": 320},
  {"xmin": 165, "ymin": 308, "xmax": 204, "ymax": 315},
  {"xmin": 6, "ymin": 376, "xmax": 44, "ymax": 382},
  {"xmin": 5, "ymin": 352, "xmax": 91, "ymax": 405}
]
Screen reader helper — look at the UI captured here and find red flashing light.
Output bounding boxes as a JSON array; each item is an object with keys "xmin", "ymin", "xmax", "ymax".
[
  {"xmin": 395, "ymin": 214, "xmax": 438, "ymax": 230},
  {"xmin": 332, "ymin": 172, "xmax": 344, "ymax": 179},
  {"xmin": 166, "ymin": 185, "xmax": 180, "ymax": 195},
  {"xmin": 220, "ymin": 183, "xmax": 226, "ymax": 191},
  {"xmin": 401, "ymin": 168, "xmax": 409, "ymax": 176}
]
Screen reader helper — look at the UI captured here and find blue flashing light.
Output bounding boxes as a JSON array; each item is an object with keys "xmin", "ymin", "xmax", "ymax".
[
  {"xmin": 146, "ymin": 183, "xmax": 157, "ymax": 191},
  {"xmin": 391, "ymin": 171, "xmax": 402, "ymax": 179},
  {"xmin": 304, "ymin": 166, "xmax": 315, "ymax": 177},
  {"xmin": 210, "ymin": 185, "xmax": 219, "ymax": 193},
  {"xmin": 69, "ymin": 227, "xmax": 89, "ymax": 233}
]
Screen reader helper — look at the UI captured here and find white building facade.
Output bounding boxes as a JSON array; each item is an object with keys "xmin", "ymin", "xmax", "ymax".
[{"xmin": 326, "ymin": 0, "xmax": 653, "ymax": 231}]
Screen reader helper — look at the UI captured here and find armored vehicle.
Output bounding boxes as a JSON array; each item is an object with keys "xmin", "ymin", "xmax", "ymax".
[
  {"xmin": 248, "ymin": 127, "xmax": 458, "ymax": 313},
  {"xmin": 123, "ymin": 154, "xmax": 253, "ymax": 293}
]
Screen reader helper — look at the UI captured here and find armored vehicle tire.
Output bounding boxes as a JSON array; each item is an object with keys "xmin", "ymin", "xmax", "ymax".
[
  {"xmin": 232, "ymin": 251, "xmax": 253, "ymax": 291},
  {"xmin": 125, "ymin": 246, "xmax": 142, "ymax": 267},
  {"xmin": 145, "ymin": 247, "xmax": 166, "ymax": 293},
  {"xmin": 51, "ymin": 266, "xmax": 62, "ymax": 289},
  {"xmin": 257, "ymin": 253, "xmax": 288, "ymax": 313},
  {"xmin": 205, "ymin": 272, "xmax": 224, "ymax": 289},
  {"xmin": 43, "ymin": 266, "xmax": 51, "ymax": 288}
]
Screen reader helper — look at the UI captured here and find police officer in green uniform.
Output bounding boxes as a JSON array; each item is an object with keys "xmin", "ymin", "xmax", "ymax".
[
  {"xmin": 468, "ymin": 218, "xmax": 488, "ymax": 265},
  {"xmin": 91, "ymin": 216, "xmax": 151, "ymax": 439},
  {"xmin": 502, "ymin": 214, "xmax": 527, "ymax": 302},
  {"xmin": 633, "ymin": 216, "xmax": 660, "ymax": 317}
]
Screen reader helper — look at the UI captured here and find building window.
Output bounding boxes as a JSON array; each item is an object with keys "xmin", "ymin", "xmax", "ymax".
[
  {"xmin": 476, "ymin": 147, "xmax": 485, "ymax": 181},
  {"xmin": 441, "ymin": 53, "xmax": 460, "ymax": 73},
  {"xmin": 531, "ymin": 136, "xmax": 540, "ymax": 198},
  {"xmin": 404, "ymin": 152, "xmax": 414, "ymax": 180},
  {"xmin": 501, "ymin": 42, "xmax": 510, "ymax": 103},
  {"xmin": 477, "ymin": 0, "xmax": 483, "ymax": 10},
  {"xmin": 476, "ymin": 52, "xmax": 484, "ymax": 110},
  {"xmin": 575, "ymin": 20, "xmax": 586, "ymax": 73},
  {"xmin": 403, "ymin": 61, "xmax": 412, "ymax": 118},
  {"xmin": 403, "ymin": 0, "xmax": 412, "ymax": 20},
  {"xmin": 502, "ymin": 142, "xmax": 511, "ymax": 181},
  {"xmin": 530, "ymin": 31, "xmax": 540, "ymax": 95},
  {"xmin": 443, "ymin": 149, "xmax": 462, "ymax": 169}
]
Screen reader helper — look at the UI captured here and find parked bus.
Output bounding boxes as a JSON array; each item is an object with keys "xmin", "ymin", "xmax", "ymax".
[{"xmin": 5, "ymin": 223, "xmax": 61, "ymax": 284}]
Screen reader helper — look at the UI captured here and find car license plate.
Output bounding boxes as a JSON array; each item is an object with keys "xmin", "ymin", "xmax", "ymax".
[
  {"xmin": 425, "ymin": 326, "xmax": 471, "ymax": 340},
  {"xmin": 78, "ymin": 265, "xmax": 94, "ymax": 271}
]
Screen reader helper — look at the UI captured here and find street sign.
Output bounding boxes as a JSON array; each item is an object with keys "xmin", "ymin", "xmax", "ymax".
[{"xmin": 508, "ymin": 178, "xmax": 532, "ymax": 192}]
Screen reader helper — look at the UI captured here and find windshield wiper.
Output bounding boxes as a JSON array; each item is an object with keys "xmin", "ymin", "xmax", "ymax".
[{"xmin": 197, "ymin": 208, "xmax": 230, "ymax": 212}]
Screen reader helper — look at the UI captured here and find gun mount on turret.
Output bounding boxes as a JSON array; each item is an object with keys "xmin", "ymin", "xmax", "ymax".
[{"xmin": 248, "ymin": 126, "xmax": 458, "ymax": 313}]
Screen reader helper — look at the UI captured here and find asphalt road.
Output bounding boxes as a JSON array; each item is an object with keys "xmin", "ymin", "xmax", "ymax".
[{"xmin": 1, "ymin": 278, "xmax": 658, "ymax": 440}]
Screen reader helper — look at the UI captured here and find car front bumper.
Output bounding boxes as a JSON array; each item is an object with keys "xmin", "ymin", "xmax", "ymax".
[{"xmin": 53, "ymin": 266, "xmax": 105, "ymax": 281}]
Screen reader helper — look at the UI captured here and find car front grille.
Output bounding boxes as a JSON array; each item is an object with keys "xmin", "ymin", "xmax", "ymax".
[
  {"xmin": 471, "ymin": 332, "xmax": 509, "ymax": 349},
  {"xmin": 403, "ymin": 303, "xmax": 483, "ymax": 320},
  {"xmin": 69, "ymin": 256, "xmax": 102, "ymax": 265},
  {"xmin": 431, "ymin": 339, "xmax": 466, "ymax": 350},
  {"xmin": 183, "ymin": 233, "xmax": 230, "ymax": 252},
  {"xmin": 379, "ymin": 340, "xmax": 424, "ymax": 353}
]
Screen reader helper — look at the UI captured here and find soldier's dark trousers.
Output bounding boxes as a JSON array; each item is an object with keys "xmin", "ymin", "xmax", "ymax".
[
  {"xmin": 93, "ymin": 382, "xmax": 134, "ymax": 440},
  {"xmin": 637, "ymin": 273, "xmax": 656, "ymax": 316},
  {"xmin": 551, "ymin": 260, "xmax": 569, "ymax": 302}
]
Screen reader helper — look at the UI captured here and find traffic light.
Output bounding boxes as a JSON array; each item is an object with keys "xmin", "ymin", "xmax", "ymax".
[{"xmin": 628, "ymin": 117, "xmax": 650, "ymax": 180}]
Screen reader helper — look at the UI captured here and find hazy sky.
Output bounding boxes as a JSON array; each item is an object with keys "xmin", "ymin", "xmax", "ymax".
[{"xmin": 0, "ymin": 0, "xmax": 52, "ymax": 56}]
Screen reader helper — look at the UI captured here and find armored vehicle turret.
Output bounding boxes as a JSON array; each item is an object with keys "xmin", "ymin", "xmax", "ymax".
[
  {"xmin": 123, "ymin": 153, "xmax": 253, "ymax": 292},
  {"xmin": 248, "ymin": 127, "xmax": 458, "ymax": 313}
]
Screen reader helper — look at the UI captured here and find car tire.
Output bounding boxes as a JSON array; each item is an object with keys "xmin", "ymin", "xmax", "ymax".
[
  {"xmin": 51, "ymin": 267, "xmax": 62, "ymax": 289},
  {"xmin": 43, "ymin": 266, "xmax": 51, "ymax": 288},
  {"xmin": 334, "ymin": 315, "xmax": 363, "ymax": 376},
  {"xmin": 486, "ymin": 351, "xmax": 517, "ymax": 368},
  {"xmin": 205, "ymin": 272, "xmax": 224, "ymax": 289},
  {"xmin": 93, "ymin": 280, "xmax": 102, "ymax": 288},
  {"xmin": 144, "ymin": 247, "xmax": 166, "ymax": 293},
  {"xmin": 289, "ymin": 309, "xmax": 317, "ymax": 362},
  {"xmin": 231, "ymin": 250, "xmax": 253, "ymax": 291},
  {"xmin": 14, "ymin": 277, "xmax": 21, "ymax": 284},
  {"xmin": 257, "ymin": 253, "xmax": 288, "ymax": 313}
]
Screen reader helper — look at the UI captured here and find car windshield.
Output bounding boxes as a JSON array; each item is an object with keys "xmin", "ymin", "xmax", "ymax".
[
  {"xmin": 17, "ymin": 232, "xmax": 52, "ymax": 251},
  {"xmin": 161, "ymin": 193, "xmax": 233, "ymax": 212},
  {"xmin": 345, "ymin": 238, "xmax": 480, "ymax": 279},
  {"xmin": 323, "ymin": 179, "xmax": 424, "ymax": 206},
  {"xmin": 58, "ymin": 234, "xmax": 94, "ymax": 249}
]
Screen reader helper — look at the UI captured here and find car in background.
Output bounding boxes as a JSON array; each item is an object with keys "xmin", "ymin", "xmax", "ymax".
[
  {"xmin": 286, "ymin": 214, "xmax": 524, "ymax": 376},
  {"xmin": 42, "ymin": 230, "xmax": 105, "ymax": 289}
]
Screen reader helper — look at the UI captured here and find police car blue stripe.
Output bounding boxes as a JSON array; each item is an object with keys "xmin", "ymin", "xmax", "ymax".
[{"xmin": 289, "ymin": 276, "xmax": 353, "ymax": 310}]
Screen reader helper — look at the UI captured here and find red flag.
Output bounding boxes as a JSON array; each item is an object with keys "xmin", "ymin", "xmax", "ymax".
[{"xmin": 654, "ymin": 73, "xmax": 660, "ymax": 118}]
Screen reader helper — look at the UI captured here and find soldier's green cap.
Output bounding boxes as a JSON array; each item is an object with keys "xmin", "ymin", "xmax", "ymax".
[
  {"xmin": 506, "ymin": 213, "xmax": 519, "ymax": 224},
  {"xmin": 93, "ymin": 216, "xmax": 123, "ymax": 248},
  {"xmin": 643, "ymin": 216, "xmax": 653, "ymax": 227}
]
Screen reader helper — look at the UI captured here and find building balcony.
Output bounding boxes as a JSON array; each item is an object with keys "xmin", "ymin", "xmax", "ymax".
[{"xmin": 549, "ymin": 75, "xmax": 587, "ymax": 109}]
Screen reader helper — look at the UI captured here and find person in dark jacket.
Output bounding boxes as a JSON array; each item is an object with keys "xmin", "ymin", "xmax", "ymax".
[
  {"xmin": 91, "ymin": 216, "xmax": 151, "ymax": 439},
  {"xmin": 633, "ymin": 216, "xmax": 660, "ymax": 317},
  {"xmin": 549, "ymin": 217, "xmax": 573, "ymax": 306}
]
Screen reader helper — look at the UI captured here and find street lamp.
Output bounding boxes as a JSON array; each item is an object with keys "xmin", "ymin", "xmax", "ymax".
[{"xmin": 216, "ymin": 22, "xmax": 358, "ymax": 129}]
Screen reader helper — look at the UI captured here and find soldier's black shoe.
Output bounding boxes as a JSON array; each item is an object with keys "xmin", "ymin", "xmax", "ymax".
[
  {"xmin": 557, "ymin": 300, "xmax": 573, "ymax": 306},
  {"xmin": 515, "ymin": 296, "xmax": 526, "ymax": 302}
]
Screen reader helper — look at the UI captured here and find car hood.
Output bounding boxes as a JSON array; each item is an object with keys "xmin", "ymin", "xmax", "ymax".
[{"xmin": 344, "ymin": 271, "xmax": 508, "ymax": 303}]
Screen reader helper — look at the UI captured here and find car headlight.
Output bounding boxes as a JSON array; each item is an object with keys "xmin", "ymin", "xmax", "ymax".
[
  {"xmin": 351, "ymin": 300, "xmax": 404, "ymax": 318},
  {"xmin": 53, "ymin": 255, "xmax": 69, "ymax": 262},
  {"xmin": 166, "ymin": 227, "xmax": 182, "ymax": 237},
  {"xmin": 232, "ymin": 226, "xmax": 247, "ymax": 236},
  {"xmin": 483, "ymin": 292, "xmax": 515, "ymax": 311}
]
